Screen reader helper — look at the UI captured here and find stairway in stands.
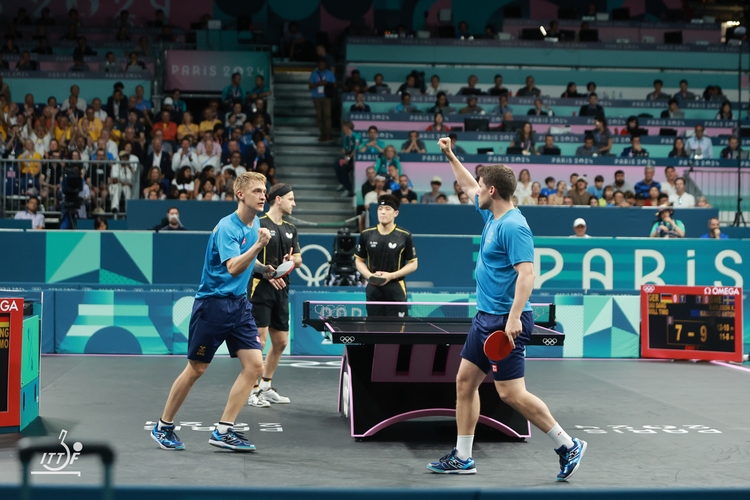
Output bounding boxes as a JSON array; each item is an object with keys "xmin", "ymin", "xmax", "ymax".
[{"xmin": 272, "ymin": 66, "xmax": 355, "ymax": 233}]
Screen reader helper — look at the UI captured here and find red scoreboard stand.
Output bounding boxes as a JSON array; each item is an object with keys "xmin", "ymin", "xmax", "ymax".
[
  {"xmin": 640, "ymin": 285, "xmax": 744, "ymax": 363},
  {"xmin": 0, "ymin": 298, "xmax": 40, "ymax": 433}
]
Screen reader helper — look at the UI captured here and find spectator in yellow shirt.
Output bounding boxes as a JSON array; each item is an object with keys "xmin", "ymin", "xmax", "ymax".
[
  {"xmin": 177, "ymin": 111, "xmax": 199, "ymax": 143},
  {"xmin": 199, "ymin": 107, "xmax": 221, "ymax": 133},
  {"xmin": 79, "ymin": 106, "xmax": 103, "ymax": 142},
  {"xmin": 54, "ymin": 115, "xmax": 75, "ymax": 145},
  {"xmin": 19, "ymin": 139, "xmax": 42, "ymax": 176}
]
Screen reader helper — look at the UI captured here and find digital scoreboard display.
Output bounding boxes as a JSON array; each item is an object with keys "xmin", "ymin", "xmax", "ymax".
[{"xmin": 640, "ymin": 285, "xmax": 743, "ymax": 362}]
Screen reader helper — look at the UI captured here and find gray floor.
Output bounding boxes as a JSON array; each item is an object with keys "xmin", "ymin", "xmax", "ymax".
[{"xmin": 1, "ymin": 356, "xmax": 750, "ymax": 489}]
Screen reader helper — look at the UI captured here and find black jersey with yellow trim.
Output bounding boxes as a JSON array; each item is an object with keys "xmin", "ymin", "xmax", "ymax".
[
  {"xmin": 354, "ymin": 224, "xmax": 417, "ymax": 276},
  {"xmin": 257, "ymin": 214, "xmax": 301, "ymax": 271}
]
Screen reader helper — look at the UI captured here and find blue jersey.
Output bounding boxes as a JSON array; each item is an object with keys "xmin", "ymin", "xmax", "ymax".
[
  {"xmin": 195, "ymin": 212, "xmax": 260, "ymax": 299},
  {"xmin": 474, "ymin": 195, "xmax": 534, "ymax": 315}
]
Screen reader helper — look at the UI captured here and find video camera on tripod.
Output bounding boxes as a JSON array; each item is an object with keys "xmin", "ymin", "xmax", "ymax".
[
  {"xmin": 326, "ymin": 228, "xmax": 361, "ymax": 287},
  {"xmin": 60, "ymin": 166, "xmax": 83, "ymax": 229}
]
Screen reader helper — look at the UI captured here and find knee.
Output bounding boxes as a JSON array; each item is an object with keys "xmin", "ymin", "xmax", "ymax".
[
  {"xmin": 271, "ymin": 333, "xmax": 288, "ymax": 351},
  {"xmin": 455, "ymin": 373, "xmax": 476, "ymax": 399},
  {"xmin": 495, "ymin": 384, "xmax": 522, "ymax": 406},
  {"xmin": 186, "ymin": 362, "xmax": 208, "ymax": 380}
]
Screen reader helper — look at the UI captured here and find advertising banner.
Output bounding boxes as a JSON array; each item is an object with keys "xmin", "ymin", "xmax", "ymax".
[{"xmin": 166, "ymin": 50, "xmax": 271, "ymax": 92}]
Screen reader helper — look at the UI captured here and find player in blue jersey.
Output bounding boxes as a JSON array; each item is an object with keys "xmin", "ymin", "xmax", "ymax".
[
  {"xmin": 427, "ymin": 137, "xmax": 586, "ymax": 480},
  {"xmin": 151, "ymin": 172, "xmax": 283, "ymax": 453}
]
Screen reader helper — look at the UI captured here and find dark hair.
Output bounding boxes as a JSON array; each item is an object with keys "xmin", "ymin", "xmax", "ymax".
[
  {"xmin": 679, "ymin": 79, "xmax": 688, "ymax": 85},
  {"xmin": 589, "ymin": 92, "xmax": 597, "ymax": 98},
  {"xmin": 479, "ymin": 165, "xmax": 516, "ymax": 201},
  {"xmin": 668, "ymin": 98, "xmax": 678, "ymax": 106},
  {"xmin": 615, "ymin": 169, "xmax": 625, "ymax": 176},
  {"xmin": 544, "ymin": 176, "xmax": 555, "ymax": 183},
  {"xmin": 587, "ymin": 81, "xmax": 596, "ymax": 89},
  {"xmin": 654, "ymin": 79, "xmax": 663, "ymax": 86},
  {"xmin": 448, "ymin": 133, "xmax": 457, "ymax": 140},
  {"xmin": 595, "ymin": 175, "xmax": 604, "ymax": 182},
  {"xmin": 231, "ymin": 72, "xmax": 240, "ymax": 79},
  {"xmin": 538, "ymin": 194, "xmax": 548, "ymax": 200},
  {"xmin": 584, "ymin": 134, "xmax": 594, "ymax": 142},
  {"xmin": 368, "ymin": 125, "xmax": 378, "ymax": 133},
  {"xmin": 630, "ymin": 134, "xmax": 641, "ymax": 142}
]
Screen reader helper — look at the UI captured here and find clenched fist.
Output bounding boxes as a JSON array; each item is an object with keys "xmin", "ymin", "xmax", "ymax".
[
  {"xmin": 438, "ymin": 137, "xmax": 452, "ymax": 154},
  {"xmin": 257, "ymin": 228, "xmax": 272, "ymax": 246}
]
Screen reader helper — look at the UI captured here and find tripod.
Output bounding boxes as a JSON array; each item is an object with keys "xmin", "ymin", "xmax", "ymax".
[{"xmin": 733, "ymin": 26, "xmax": 747, "ymax": 226}]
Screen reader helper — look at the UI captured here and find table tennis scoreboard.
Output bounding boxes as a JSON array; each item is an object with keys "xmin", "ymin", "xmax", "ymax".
[{"xmin": 640, "ymin": 285, "xmax": 743, "ymax": 362}]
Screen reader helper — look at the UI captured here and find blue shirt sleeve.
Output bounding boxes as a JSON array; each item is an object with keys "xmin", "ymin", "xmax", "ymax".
[
  {"xmin": 474, "ymin": 193, "xmax": 492, "ymax": 223},
  {"xmin": 502, "ymin": 217, "xmax": 534, "ymax": 266},
  {"xmin": 215, "ymin": 223, "xmax": 242, "ymax": 265}
]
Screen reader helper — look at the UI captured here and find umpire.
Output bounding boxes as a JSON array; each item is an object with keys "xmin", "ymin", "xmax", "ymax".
[{"xmin": 354, "ymin": 194, "xmax": 418, "ymax": 317}]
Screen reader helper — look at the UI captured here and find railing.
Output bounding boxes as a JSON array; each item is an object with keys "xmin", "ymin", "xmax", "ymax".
[
  {"xmin": 684, "ymin": 166, "xmax": 750, "ymax": 223},
  {"xmin": 1, "ymin": 158, "xmax": 141, "ymax": 219}
]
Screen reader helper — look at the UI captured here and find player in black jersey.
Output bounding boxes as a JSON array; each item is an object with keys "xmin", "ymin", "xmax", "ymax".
[
  {"xmin": 355, "ymin": 194, "xmax": 418, "ymax": 317},
  {"xmin": 247, "ymin": 183, "xmax": 302, "ymax": 407}
]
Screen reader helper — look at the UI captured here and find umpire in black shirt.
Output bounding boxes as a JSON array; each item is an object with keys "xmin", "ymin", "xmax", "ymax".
[{"xmin": 355, "ymin": 194, "xmax": 418, "ymax": 317}]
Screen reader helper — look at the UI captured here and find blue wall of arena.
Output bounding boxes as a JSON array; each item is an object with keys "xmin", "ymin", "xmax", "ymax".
[{"xmin": 0, "ymin": 230, "xmax": 746, "ymax": 356}]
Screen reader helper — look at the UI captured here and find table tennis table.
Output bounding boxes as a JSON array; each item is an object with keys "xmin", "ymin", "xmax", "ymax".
[{"xmin": 302, "ymin": 301, "xmax": 565, "ymax": 439}]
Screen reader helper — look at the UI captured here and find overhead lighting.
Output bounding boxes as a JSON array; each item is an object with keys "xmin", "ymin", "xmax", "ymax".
[{"xmin": 540, "ymin": 26, "xmax": 547, "ymax": 36}]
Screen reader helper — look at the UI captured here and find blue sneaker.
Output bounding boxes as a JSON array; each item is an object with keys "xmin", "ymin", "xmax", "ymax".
[
  {"xmin": 427, "ymin": 448, "xmax": 476, "ymax": 474},
  {"xmin": 208, "ymin": 428, "xmax": 256, "ymax": 452},
  {"xmin": 151, "ymin": 423, "xmax": 185, "ymax": 450},
  {"xmin": 555, "ymin": 437, "xmax": 587, "ymax": 481}
]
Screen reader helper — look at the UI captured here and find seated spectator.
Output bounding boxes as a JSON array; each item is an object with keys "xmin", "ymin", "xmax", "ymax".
[
  {"xmin": 126, "ymin": 51, "xmax": 146, "ymax": 72},
  {"xmin": 572, "ymin": 218, "xmax": 590, "ymax": 238},
  {"xmin": 393, "ymin": 174, "xmax": 418, "ymax": 203},
  {"xmin": 459, "ymin": 75, "xmax": 483, "ymax": 96},
  {"xmin": 359, "ymin": 126, "xmax": 385, "ymax": 154},
  {"xmin": 246, "ymin": 139, "xmax": 274, "ymax": 174},
  {"xmin": 715, "ymin": 101, "xmax": 733, "ymax": 121},
  {"xmin": 516, "ymin": 76, "xmax": 541, "ymax": 97},
  {"xmin": 521, "ymin": 182, "xmax": 542, "ymax": 205},
  {"xmin": 701, "ymin": 217, "xmax": 728, "ymax": 239},
  {"xmin": 650, "ymin": 206, "xmax": 685, "ymax": 238},
  {"xmin": 488, "ymin": 74, "xmax": 508, "ymax": 96},
  {"xmin": 598, "ymin": 185, "xmax": 615, "ymax": 206},
  {"xmin": 199, "ymin": 107, "xmax": 221, "ymax": 133},
  {"xmin": 579, "ymin": 93, "xmax": 604, "ymax": 117},
  {"xmin": 394, "ymin": 93, "xmax": 419, "ymax": 113},
  {"xmin": 673, "ymin": 79, "xmax": 696, "ymax": 107},
  {"xmin": 344, "ymin": 70, "xmax": 368, "ymax": 93},
  {"xmin": 222, "ymin": 72, "xmax": 245, "ymax": 110},
  {"xmin": 587, "ymin": 175, "xmax": 605, "ymax": 198},
  {"xmin": 576, "ymin": 135, "xmax": 597, "ymax": 156},
  {"xmin": 397, "ymin": 74, "xmax": 422, "ymax": 95},
  {"xmin": 246, "ymin": 75, "xmax": 271, "ymax": 100},
  {"xmin": 592, "ymin": 117, "xmax": 613, "ymax": 155},
  {"xmin": 224, "ymin": 151, "xmax": 247, "ymax": 177},
  {"xmin": 548, "ymin": 181, "xmax": 567, "ymax": 205},
  {"xmin": 591, "ymin": 196, "xmax": 601, "ymax": 207},
  {"xmin": 704, "ymin": 85, "xmax": 725, "ymax": 103},
  {"xmin": 425, "ymin": 75, "xmax": 449, "ymax": 96},
  {"xmin": 384, "ymin": 164, "xmax": 401, "ymax": 191},
  {"xmin": 363, "ymin": 175, "xmax": 387, "ymax": 207},
  {"xmin": 368, "ymin": 73, "xmax": 390, "ymax": 94},
  {"xmin": 435, "ymin": 194, "xmax": 449, "ymax": 204},
  {"xmin": 449, "ymin": 133, "xmax": 467, "ymax": 154},
  {"xmin": 561, "ymin": 82, "xmax": 582, "ymax": 98},
  {"xmin": 446, "ymin": 180, "xmax": 462, "ymax": 204},
  {"xmin": 427, "ymin": 112, "xmax": 450, "ymax": 132},
  {"xmin": 456, "ymin": 21, "xmax": 470, "ymax": 38},
  {"xmin": 421, "ymin": 176, "xmax": 446, "ymax": 203},
  {"xmin": 656, "ymin": 192, "xmax": 669, "ymax": 207},
  {"xmin": 197, "ymin": 178, "xmax": 220, "ymax": 201},
  {"xmin": 661, "ymin": 98, "xmax": 684, "ymax": 119},
  {"xmin": 667, "ymin": 137, "xmax": 689, "ymax": 158},
  {"xmin": 621, "ymin": 135, "xmax": 649, "ymax": 157},
  {"xmin": 225, "ymin": 101, "xmax": 247, "ymax": 129},
  {"xmin": 350, "ymin": 92, "xmax": 371, "ymax": 112},
  {"xmin": 644, "ymin": 185, "xmax": 661, "ymax": 207},
  {"xmin": 374, "ymin": 145, "xmax": 401, "ymax": 176},
  {"xmin": 669, "ymin": 177, "xmax": 696, "ymax": 208},
  {"xmin": 686, "ymin": 124, "xmax": 713, "ymax": 159},
  {"xmin": 14, "ymin": 195, "xmax": 44, "ymax": 229},
  {"xmin": 2, "ymin": 38, "xmax": 20, "ymax": 54},
  {"xmin": 94, "ymin": 217, "xmax": 108, "ymax": 230},
  {"xmin": 540, "ymin": 177, "xmax": 556, "ymax": 197},
  {"xmin": 428, "ymin": 92, "xmax": 456, "ymax": 114},
  {"xmin": 514, "ymin": 169, "xmax": 533, "ymax": 202},
  {"xmin": 115, "ymin": 25, "xmax": 130, "ymax": 41},
  {"xmin": 634, "ymin": 166, "xmax": 660, "ymax": 197},
  {"xmin": 32, "ymin": 38, "xmax": 53, "ymax": 55},
  {"xmin": 563, "ymin": 196, "xmax": 574, "ymax": 206},
  {"xmin": 612, "ymin": 190, "xmax": 628, "ymax": 207},
  {"xmin": 509, "ymin": 122, "xmax": 535, "ymax": 154},
  {"xmin": 16, "ymin": 51, "xmax": 37, "ymax": 71},
  {"xmin": 620, "ymin": 116, "xmax": 646, "ymax": 136},
  {"xmin": 146, "ymin": 137, "xmax": 173, "ymax": 180},
  {"xmin": 537, "ymin": 194, "xmax": 548, "ymax": 205},
  {"xmin": 361, "ymin": 166, "xmax": 376, "ymax": 199},
  {"xmin": 171, "ymin": 138, "xmax": 199, "ymax": 174},
  {"xmin": 646, "ymin": 79, "xmax": 670, "ymax": 101},
  {"xmin": 528, "ymin": 98, "xmax": 553, "ymax": 116},
  {"xmin": 539, "ymin": 134, "xmax": 560, "ymax": 155},
  {"xmin": 153, "ymin": 110, "xmax": 177, "ymax": 145},
  {"xmin": 400, "ymin": 131, "xmax": 426, "ymax": 153},
  {"xmin": 569, "ymin": 178, "xmax": 593, "ymax": 205},
  {"xmin": 696, "ymin": 196, "xmax": 712, "ymax": 208},
  {"xmin": 721, "ymin": 135, "xmax": 744, "ymax": 159},
  {"xmin": 142, "ymin": 166, "xmax": 165, "ymax": 199},
  {"xmin": 73, "ymin": 36, "xmax": 96, "ymax": 58},
  {"xmin": 459, "ymin": 95, "xmax": 485, "ymax": 114}
]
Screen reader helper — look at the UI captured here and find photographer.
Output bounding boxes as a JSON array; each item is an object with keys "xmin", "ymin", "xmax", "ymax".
[{"xmin": 650, "ymin": 206, "xmax": 685, "ymax": 239}]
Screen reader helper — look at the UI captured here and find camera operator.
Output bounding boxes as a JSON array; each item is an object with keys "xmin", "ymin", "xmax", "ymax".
[
  {"xmin": 59, "ymin": 162, "xmax": 88, "ymax": 228},
  {"xmin": 650, "ymin": 205, "xmax": 685, "ymax": 239}
]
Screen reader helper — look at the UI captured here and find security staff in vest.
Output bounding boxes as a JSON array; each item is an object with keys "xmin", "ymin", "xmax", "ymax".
[
  {"xmin": 247, "ymin": 183, "xmax": 302, "ymax": 407},
  {"xmin": 354, "ymin": 194, "xmax": 418, "ymax": 317}
]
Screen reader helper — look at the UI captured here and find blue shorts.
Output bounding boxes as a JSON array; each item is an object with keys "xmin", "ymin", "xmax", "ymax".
[
  {"xmin": 460, "ymin": 310, "xmax": 535, "ymax": 381},
  {"xmin": 187, "ymin": 296, "xmax": 261, "ymax": 363}
]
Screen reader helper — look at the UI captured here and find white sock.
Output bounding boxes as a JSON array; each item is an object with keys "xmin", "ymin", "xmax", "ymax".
[
  {"xmin": 455, "ymin": 435, "xmax": 474, "ymax": 460},
  {"xmin": 547, "ymin": 423, "xmax": 574, "ymax": 449},
  {"xmin": 157, "ymin": 419, "xmax": 173, "ymax": 430},
  {"xmin": 217, "ymin": 421, "xmax": 233, "ymax": 434},
  {"xmin": 259, "ymin": 378, "xmax": 272, "ymax": 391},
  {"xmin": 251, "ymin": 385, "xmax": 260, "ymax": 395}
]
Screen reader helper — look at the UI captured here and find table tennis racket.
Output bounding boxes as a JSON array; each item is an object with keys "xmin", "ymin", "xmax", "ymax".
[
  {"xmin": 484, "ymin": 330, "xmax": 513, "ymax": 362},
  {"xmin": 368, "ymin": 274, "xmax": 387, "ymax": 286},
  {"xmin": 272, "ymin": 260, "xmax": 295, "ymax": 279}
]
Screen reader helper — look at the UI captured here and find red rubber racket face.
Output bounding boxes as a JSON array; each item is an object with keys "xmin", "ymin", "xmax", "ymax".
[
  {"xmin": 484, "ymin": 330, "xmax": 513, "ymax": 361},
  {"xmin": 273, "ymin": 261, "xmax": 295, "ymax": 279}
]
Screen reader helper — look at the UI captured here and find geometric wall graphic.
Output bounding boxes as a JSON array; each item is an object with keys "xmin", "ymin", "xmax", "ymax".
[{"xmin": 46, "ymin": 232, "xmax": 101, "ymax": 283}]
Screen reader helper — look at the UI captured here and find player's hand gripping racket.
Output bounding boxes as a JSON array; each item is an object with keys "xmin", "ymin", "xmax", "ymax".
[
  {"xmin": 484, "ymin": 330, "xmax": 514, "ymax": 362},
  {"xmin": 368, "ymin": 273, "xmax": 388, "ymax": 286},
  {"xmin": 271, "ymin": 248, "xmax": 295, "ymax": 279}
]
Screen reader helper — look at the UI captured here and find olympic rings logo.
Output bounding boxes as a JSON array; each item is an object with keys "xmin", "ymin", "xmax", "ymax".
[
  {"xmin": 542, "ymin": 337, "xmax": 558, "ymax": 346},
  {"xmin": 313, "ymin": 305, "xmax": 349, "ymax": 318},
  {"xmin": 643, "ymin": 286, "xmax": 655, "ymax": 293},
  {"xmin": 295, "ymin": 244, "xmax": 332, "ymax": 287},
  {"xmin": 339, "ymin": 336, "xmax": 356, "ymax": 344}
]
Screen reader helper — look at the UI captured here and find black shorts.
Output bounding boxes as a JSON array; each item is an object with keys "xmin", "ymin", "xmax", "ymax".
[
  {"xmin": 249, "ymin": 278, "xmax": 290, "ymax": 331},
  {"xmin": 365, "ymin": 281, "xmax": 407, "ymax": 317},
  {"xmin": 187, "ymin": 296, "xmax": 261, "ymax": 363}
]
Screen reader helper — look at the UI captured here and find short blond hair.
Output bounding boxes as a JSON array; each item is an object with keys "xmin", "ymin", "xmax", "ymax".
[{"xmin": 234, "ymin": 172, "xmax": 266, "ymax": 198}]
